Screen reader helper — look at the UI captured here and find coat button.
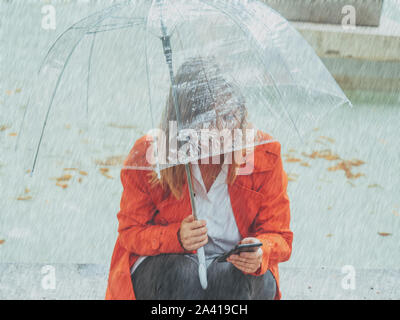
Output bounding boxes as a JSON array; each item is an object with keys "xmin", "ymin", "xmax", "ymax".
[{"xmin": 151, "ymin": 238, "xmax": 159, "ymax": 250}]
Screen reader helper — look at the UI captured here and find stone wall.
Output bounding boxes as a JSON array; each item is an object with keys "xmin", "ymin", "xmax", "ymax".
[{"xmin": 262, "ymin": 0, "xmax": 384, "ymax": 27}]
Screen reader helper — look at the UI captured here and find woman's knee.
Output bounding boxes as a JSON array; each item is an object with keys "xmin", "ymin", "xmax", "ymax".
[
  {"xmin": 133, "ymin": 254, "xmax": 203, "ymax": 299},
  {"xmin": 158, "ymin": 254, "xmax": 198, "ymax": 281},
  {"xmin": 154, "ymin": 254, "xmax": 205, "ymax": 299},
  {"xmin": 205, "ymin": 261, "xmax": 253, "ymax": 299},
  {"xmin": 252, "ymin": 270, "xmax": 277, "ymax": 300}
]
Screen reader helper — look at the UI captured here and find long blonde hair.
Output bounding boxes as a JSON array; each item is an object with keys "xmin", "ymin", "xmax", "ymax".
[{"xmin": 150, "ymin": 56, "xmax": 248, "ymax": 199}]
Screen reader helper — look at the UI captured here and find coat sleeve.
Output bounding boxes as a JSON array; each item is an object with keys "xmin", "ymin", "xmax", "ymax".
[
  {"xmin": 248, "ymin": 143, "xmax": 293, "ymax": 276},
  {"xmin": 116, "ymin": 168, "xmax": 194, "ymax": 256}
]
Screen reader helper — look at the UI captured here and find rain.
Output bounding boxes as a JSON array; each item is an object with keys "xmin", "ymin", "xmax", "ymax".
[{"xmin": 0, "ymin": 0, "xmax": 399, "ymax": 300}]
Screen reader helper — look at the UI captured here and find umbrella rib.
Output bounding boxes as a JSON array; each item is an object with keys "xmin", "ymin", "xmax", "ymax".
[
  {"xmin": 144, "ymin": 0, "xmax": 161, "ymax": 177},
  {"xmin": 87, "ymin": 32, "xmax": 96, "ymax": 122},
  {"xmin": 19, "ymin": 4, "xmax": 129, "ymax": 153},
  {"xmin": 85, "ymin": 21, "xmax": 144, "ymax": 34},
  {"xmin": 30, "ymin": 4, "xmax": 132, "ymax": 174},
  {"xmin": 31, "ymin": 39, "xmax": 83, "ymax": 175},
  {"xmin": 38, "ymin": 3, "xmax": 126, "ymax": 73}
]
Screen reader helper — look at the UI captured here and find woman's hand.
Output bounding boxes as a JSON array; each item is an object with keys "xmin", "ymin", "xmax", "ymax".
[
  {"xmin": 227, "ymin": 237, "xmax": 263, "ymax": 274},
  {"xmin": 178, "ymin": 215, "xmax": 208, "ymax": 251}
]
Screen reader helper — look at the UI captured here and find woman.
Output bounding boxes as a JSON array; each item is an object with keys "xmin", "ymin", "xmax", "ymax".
[{"xmin": 105, "ymin": 57, "xmax": 293, "ymax": 300}]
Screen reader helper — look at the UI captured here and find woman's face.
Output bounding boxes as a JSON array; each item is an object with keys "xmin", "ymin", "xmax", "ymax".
[{"xmin": 192, "ymin": 101, "xmax": 247, "ymax": 163}]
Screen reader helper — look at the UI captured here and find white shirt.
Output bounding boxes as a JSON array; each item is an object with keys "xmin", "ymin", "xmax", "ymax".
[{"xmin": 130, "ymin": 162, "xmax": 241, "ymax": 275}]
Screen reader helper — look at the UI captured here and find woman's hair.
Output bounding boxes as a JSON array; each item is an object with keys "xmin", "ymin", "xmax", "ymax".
[{"xmin": 150, "ymin": 56, "xmax": 248, "ymax": 199}]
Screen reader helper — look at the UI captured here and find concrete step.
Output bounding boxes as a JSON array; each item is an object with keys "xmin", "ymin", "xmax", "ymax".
[{"xmin": 1, "ymin": 263, "xmax": 399, "ymax": 300}]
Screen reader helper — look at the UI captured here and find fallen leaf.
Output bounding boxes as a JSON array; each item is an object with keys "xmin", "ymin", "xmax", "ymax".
[
  {"xmin": 8, "ymin": 132, "xmax": 17, "ymax": 137},
  {"xmin": 378, "ymin": 232, "xmax": 392, "ymax": 237},
  {"xmin": 327, "ymin": 206, "xmax": 332, "ymax": 210},
  {"xmin": 78, "ymin": 178, "xmax": 83, "ymax": 183},
  {"xmin": 288, "ymin": 149, "xmax": 297, "ymax": 153},
  {"xmin": 17, "ymin": 196, "xmax": 32, "ymax": 201},
  {"xmin": 24, "ymin": 188, "xmax": 30, "ymax": 194},
  {"xmin": 302, "ymin": 149, "xmax": 340, "ymax": 161},
  {"xmin": 328, "ymin": 160, "xmax": 365, "ymax": 179},
  {"xmin": 0, "ymin": 240, "xmax": 5, "ymax": 245},
  {"xmin": 368, "ymin": 184, "xmax": 382, "ymax": 188},
  {"xmin": 108, "ymin": 123, "xmax": 137, "ymax": 129},
  {"xmin": 349, "ymin": 159, "xmax": 365, "ymax": 166},
  {"xmin": 287, "ymin": 173, "xmax": 298, "ymax": 182},
  {"xmin": 95, "ymin": 155, "xmax": 125, "ymax": 167},
  {"xmin": 300, "ymin": 162, "xmax": 310, "ymax": 167},
  {"xmin": 99, "ymin": 168, "xmax": 109, "ymax": 174},
  {"xmin": 15, "ymin": 88, "xmax": 22, "ymax": 93},
  {"xmin": 285, "ymin": 157, "xmax": 301, "ymax": 163},
  {"xmin": 392, "ymin": 210, "xmax": 399, "ymax": 217},
  {"xmin": 0, "ymin": 125, "xmax": 10, "ymax": 131},
  {"xmin": 99, "ymin": 167, "xmax": 114, "ymax": 179},
  {"xmin": 51, "ymin": 174, "xmax": 72, "ymax": 182},
  {"xmin": 79, "ymin": 170, "xmax": 88, "ymax": 176},
  {"xmin": 63, "ymin": 168, "xmax": 78, "ymax": 171},
  {"xmin": 56, "ymin": 182, "xmax": 68, "ymax": 189},
  {"xmin": 326, "ymin": 234, "xmax": 333, "ymax": 238},
  {"xmin": 319, "ymin": 136, "xmax": 335, "ymax": 143}
]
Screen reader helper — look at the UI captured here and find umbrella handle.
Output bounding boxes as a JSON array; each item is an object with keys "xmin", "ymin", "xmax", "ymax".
[
  {"xmin": 197, "ymin": 246, "xmax": 208, "ymax": 290},
  {"xmin": 185, "ymin": 164, "xmax": 208, "ymax": 290}
]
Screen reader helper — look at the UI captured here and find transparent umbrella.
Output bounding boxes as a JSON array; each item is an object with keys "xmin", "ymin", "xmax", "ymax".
[{"xmin": 18, "ymin": 0, "xmax": 352, "ymax": 290}]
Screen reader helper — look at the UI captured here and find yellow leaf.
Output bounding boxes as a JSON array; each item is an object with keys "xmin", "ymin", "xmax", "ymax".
[
  {"xmin": 17, "ymin": 196, "xmax": 32, "ymax": 201},
  {"xmin": 285, "ymin": 157, "xmax": 301, "ymax": 163},
  {"xmin": 378, "ymin": 232, "xmax": 392, "ymax": 237},
  {"xmin": 56, "ymin": 182, "xmax": 68, "ymax": 189}
]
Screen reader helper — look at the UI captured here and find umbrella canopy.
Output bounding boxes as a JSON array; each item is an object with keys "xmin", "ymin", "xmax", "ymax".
[{"xmin": 18, "ymin": 0, "xmax": 352, "ymax": 174}]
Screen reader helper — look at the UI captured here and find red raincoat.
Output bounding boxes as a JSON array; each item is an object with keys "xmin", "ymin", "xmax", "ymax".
[{"xmin": 105, "ymin": 132, "xmax": 293, "ymax": 300}]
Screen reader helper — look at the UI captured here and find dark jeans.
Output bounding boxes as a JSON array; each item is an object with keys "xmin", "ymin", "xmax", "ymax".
[{"xmin": 131, "ymin": 253, "xmax": 277, "ymax": 300}]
